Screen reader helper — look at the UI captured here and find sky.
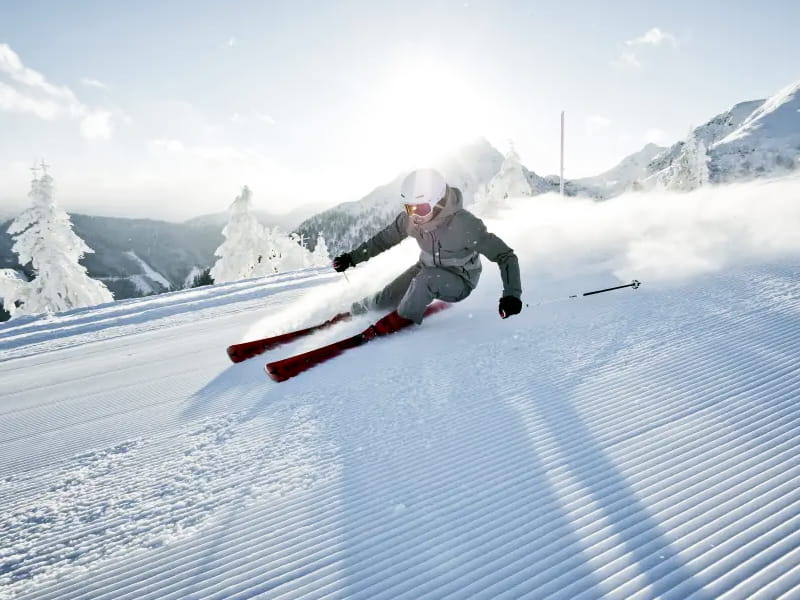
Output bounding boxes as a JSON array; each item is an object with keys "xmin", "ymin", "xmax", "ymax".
[{"xmin": 1, "ymin": 0, "xmax": 799, "ymax": 221}]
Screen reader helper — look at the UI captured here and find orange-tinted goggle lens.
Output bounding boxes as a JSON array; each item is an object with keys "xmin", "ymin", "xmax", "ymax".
[{"xmin": 404, "ymin": 203, "xmax": 432, "ymax": 217}]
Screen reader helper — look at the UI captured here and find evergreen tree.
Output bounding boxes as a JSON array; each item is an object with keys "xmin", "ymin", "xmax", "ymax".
[
  {"xmin": 3, "ymin": 165, "xmax": 113, "ymax": 317},
  {"xmin": 0, "ymin": 269, "xmax": 26, "ymax": 319},
  {"xmin": 261, "ymin": 226, "xmax": 283, "ymax": 273},
  {"xmin": 473, "ymin": 147, "xmax": 534, "ymax": 216},
  {"xmin": 255, "ymin": 228, "xmax": 315, "ymax": 273},
  {"xmin": 310, "ymin": 232, "xmax": 331, "ymax": 267},
  {"xmin": 191, "ymin": 268, "xmax": 214, "ymax": 287},
  {"xmin": 210, "ymin": 186, "xmax": 270, "ymax": 283},
  {"xmin": 693, "ymin": 139, "xmax": 711, "ymax": 188},
  {"xmin": 664, "ymin": 132, "xmax": 711, "ymax": 191}
]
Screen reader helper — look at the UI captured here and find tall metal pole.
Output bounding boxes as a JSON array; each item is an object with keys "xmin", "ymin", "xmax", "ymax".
[{"xmin": 560, "ymin": 110, "xmax": 565, "ymax": 196}]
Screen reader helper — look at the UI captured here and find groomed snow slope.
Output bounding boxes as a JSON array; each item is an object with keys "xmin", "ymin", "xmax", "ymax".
[{"xmin": 2, "ymin": 186, "xmax": 800, "ymax": 599}]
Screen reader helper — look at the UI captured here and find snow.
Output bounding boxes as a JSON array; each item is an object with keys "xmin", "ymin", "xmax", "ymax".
[
  {"xmin": 647, "ymin": 80, "xmax": 800, "ymax": 187},
  {"xmin": 574, "ymin": 143, "xmax": 665, "ymax": 195},
  {"xmin": 718, "ymin": 81, "xmax": 800, "ymax": 147},
  {"xmin": 2, "ymin": 178, "xmax": 800, "ymax": 599},
  {"xmin": 99, "ymin": 273, "xmax": 157, "ymax": 295},
  {"xmin": 124, "ymin": 251, "xmax": 172, "ymax": 291},
  {"xmin": 711, "ymin": 81, "xmax": 800, "ymax": 181}
]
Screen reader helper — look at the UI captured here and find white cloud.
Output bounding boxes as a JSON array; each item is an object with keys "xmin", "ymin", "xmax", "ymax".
[
  {"xmin": 616, "ymin": 27, "xmax": 678, "ymax": 69},
  {"xmin": 586, "ymin": 115, "xmax": 612, "ymax": 135},
  {"xmin": 0, "ymin": 43, "xmax": 79, "ymax": 107},
  {"xmin": 227, "ymin": 37, "xmax": 237, "ymax": 48},
  {"xmin": 0, "ymin": 81, "xmax": 61, "ymax": 119},
  {"xmin": 80, "ymin": 77, "xmax": 109, "ymax": 90},
  {"xmin": 626, "ymin": 27, "xmax": 679, "ymax": 48},
  {"xmin": 0, "ymin": 43, "xmax": 117, "ymax": 138}
]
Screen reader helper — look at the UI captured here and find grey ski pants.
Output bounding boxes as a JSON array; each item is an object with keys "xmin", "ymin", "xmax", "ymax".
[{"xmin": 353, "ymin": 263, "xmax": 473, "ymax": 324}]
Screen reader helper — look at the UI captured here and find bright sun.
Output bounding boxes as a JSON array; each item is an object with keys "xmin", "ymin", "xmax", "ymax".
[{"xmin": 356, "ymin": 54, "xmax": 493, "ymax": 169}]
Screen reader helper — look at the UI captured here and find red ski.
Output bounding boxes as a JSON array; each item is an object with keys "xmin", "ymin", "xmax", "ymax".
[
  {"xmin": 265, "ymin": 301, "xmax": 451, "ymax": 382},
  {"xmin": 226, "ymin": 312, "xmax": 350, "ymax": 363}
]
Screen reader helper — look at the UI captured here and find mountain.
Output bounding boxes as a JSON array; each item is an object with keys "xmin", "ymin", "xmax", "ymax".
[
  {"xmin": 711, "ymin": 81, "xmax": 800, "ymax": 180},
  {"xmin": 295, "ymin": 138, "xmax": 505, "ymax": 255},
  {"xmin": 573, "ymin": 143, "xmax": 667, "ymax": 196},
  {"xmin": 646, "ymin": 100, "xmax": 763, "ymax": 179},
  {"xmin": 0, "ymin": 215, "xmax": 223, "ymax": 300},
  {"xmin": 647, "ymin": 80, "xmax": 800, "ymax": 185}
]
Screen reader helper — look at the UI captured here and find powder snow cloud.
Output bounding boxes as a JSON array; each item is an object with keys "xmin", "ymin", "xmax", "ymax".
[{"xmin": 492, "ymin": 175, "xmax": 800, "ymax": 288}]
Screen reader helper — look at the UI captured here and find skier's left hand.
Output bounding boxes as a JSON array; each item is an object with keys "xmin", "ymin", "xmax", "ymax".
[{"xmin": 499, "ymin": 296, "xmax": 522, "ymax": 319}]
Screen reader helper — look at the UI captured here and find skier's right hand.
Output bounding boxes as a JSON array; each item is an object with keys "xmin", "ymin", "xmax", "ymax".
[
  {"xmin": 333, "ymin": 253, "xmax": 354, "ymax": 272},
  {"xmin": 499, "ymin": 296, "xmax": 522, "ymax": 319}
]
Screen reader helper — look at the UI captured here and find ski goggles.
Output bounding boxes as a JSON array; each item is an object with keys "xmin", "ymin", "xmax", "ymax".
[{"xmin": 404, "ymin": 202, "xmax": 432, "ymax": 217}]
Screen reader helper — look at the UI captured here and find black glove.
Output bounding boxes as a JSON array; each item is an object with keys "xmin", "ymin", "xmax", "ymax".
[
  {"xmin": 499, "ymin": 296, "xmax": 522, "ymax": 319},
  {"xmin": 332, "ymin": 253, "xmax": 354, "ymax": 272}
]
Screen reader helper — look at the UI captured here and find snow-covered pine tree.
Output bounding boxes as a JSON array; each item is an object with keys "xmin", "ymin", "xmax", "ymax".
[
  {"xmin": 0, "ymin": 269, "xmax": 28, "ymax": 319},
  {"xmin": 4, "ymin": 165, "xmax": 113, "ymax": 317},
  {"xmin": 262, "ymin": 226, "xmax": 283, "ymax": 273},
  {"xmin": 692, "ymin": 139, "xmax": 711, "ymax": 188},
  {"xmin": 269, "ymin": 231, "xmax": 313, "ymax": 271},
  {"xmin": 473, "ymin": 147, "xmax": 534, "ymax": 216},
  {"xmin": 664, "ymin": 132, "xmax": 710, "ymax": 191},
  {"xmin": 311, "ymin": 233, "xmax": 331, "ymax": 267},
  {"xmin": 211, "ymin": 186, "xmax": 271, "ymax": 283}
]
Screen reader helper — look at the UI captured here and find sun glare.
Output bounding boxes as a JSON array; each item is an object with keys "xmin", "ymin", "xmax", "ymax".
[{"xmin": 356, "ymin": 55, "xmax": 492, "ymax": 168}]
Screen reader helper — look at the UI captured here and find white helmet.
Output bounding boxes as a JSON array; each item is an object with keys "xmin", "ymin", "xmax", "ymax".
[{"xmin": 400, "ymin": 169, "xmax": 446, "ymax": 207}]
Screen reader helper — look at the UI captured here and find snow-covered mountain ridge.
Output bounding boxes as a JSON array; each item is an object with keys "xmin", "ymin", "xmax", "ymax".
[
  {"xmin": 646, "ymin": 100, "xmax": 763, "ymax": 179},
  {"xmin": 647, "ymin": 80, "xmax": 800, "ymax": 185},
  {"xmin": 710, "ymin": 81, "xmax": 800, "ymax": 181},
  {"xmin": 574, "ymin": 143, "xmax": 666, "ymax": 195},
  {"xmin": 0, "ymin": 214, "xmax": 221, "ymax": 301}
]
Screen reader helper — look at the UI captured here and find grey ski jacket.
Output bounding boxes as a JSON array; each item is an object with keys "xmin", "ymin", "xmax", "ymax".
[{"xmin": 350, "ymin": 186, "xmax": 522, "ymax": 299}]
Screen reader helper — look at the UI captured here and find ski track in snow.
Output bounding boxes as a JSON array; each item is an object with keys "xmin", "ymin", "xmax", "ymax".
[
  {"xmin": 1, "ymin": 262, "xmax": 800, "ymax": 599},
  {"xmin": 0, "ymin": 408, "xmax": 338, "ymax": 600}
]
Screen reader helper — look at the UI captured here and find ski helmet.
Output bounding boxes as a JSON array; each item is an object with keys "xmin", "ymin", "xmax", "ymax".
[{"xmin": 400, "ymin": 169, "xmax": 446, "ymax": 220}]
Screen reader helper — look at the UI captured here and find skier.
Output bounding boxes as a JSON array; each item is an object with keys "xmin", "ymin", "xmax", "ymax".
[{"xmin": 332, "ymin": 168, "xmax": 523, "ymax": 335}]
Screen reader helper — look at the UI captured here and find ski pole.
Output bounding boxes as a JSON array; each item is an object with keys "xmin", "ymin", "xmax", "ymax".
[
  {"xmin": 528, "ymin": 280, "xmax": 641, "ymax": 307},
  {"xmin": 329, "ymin": 260, "xmax": 350, "ymax": 283}
]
